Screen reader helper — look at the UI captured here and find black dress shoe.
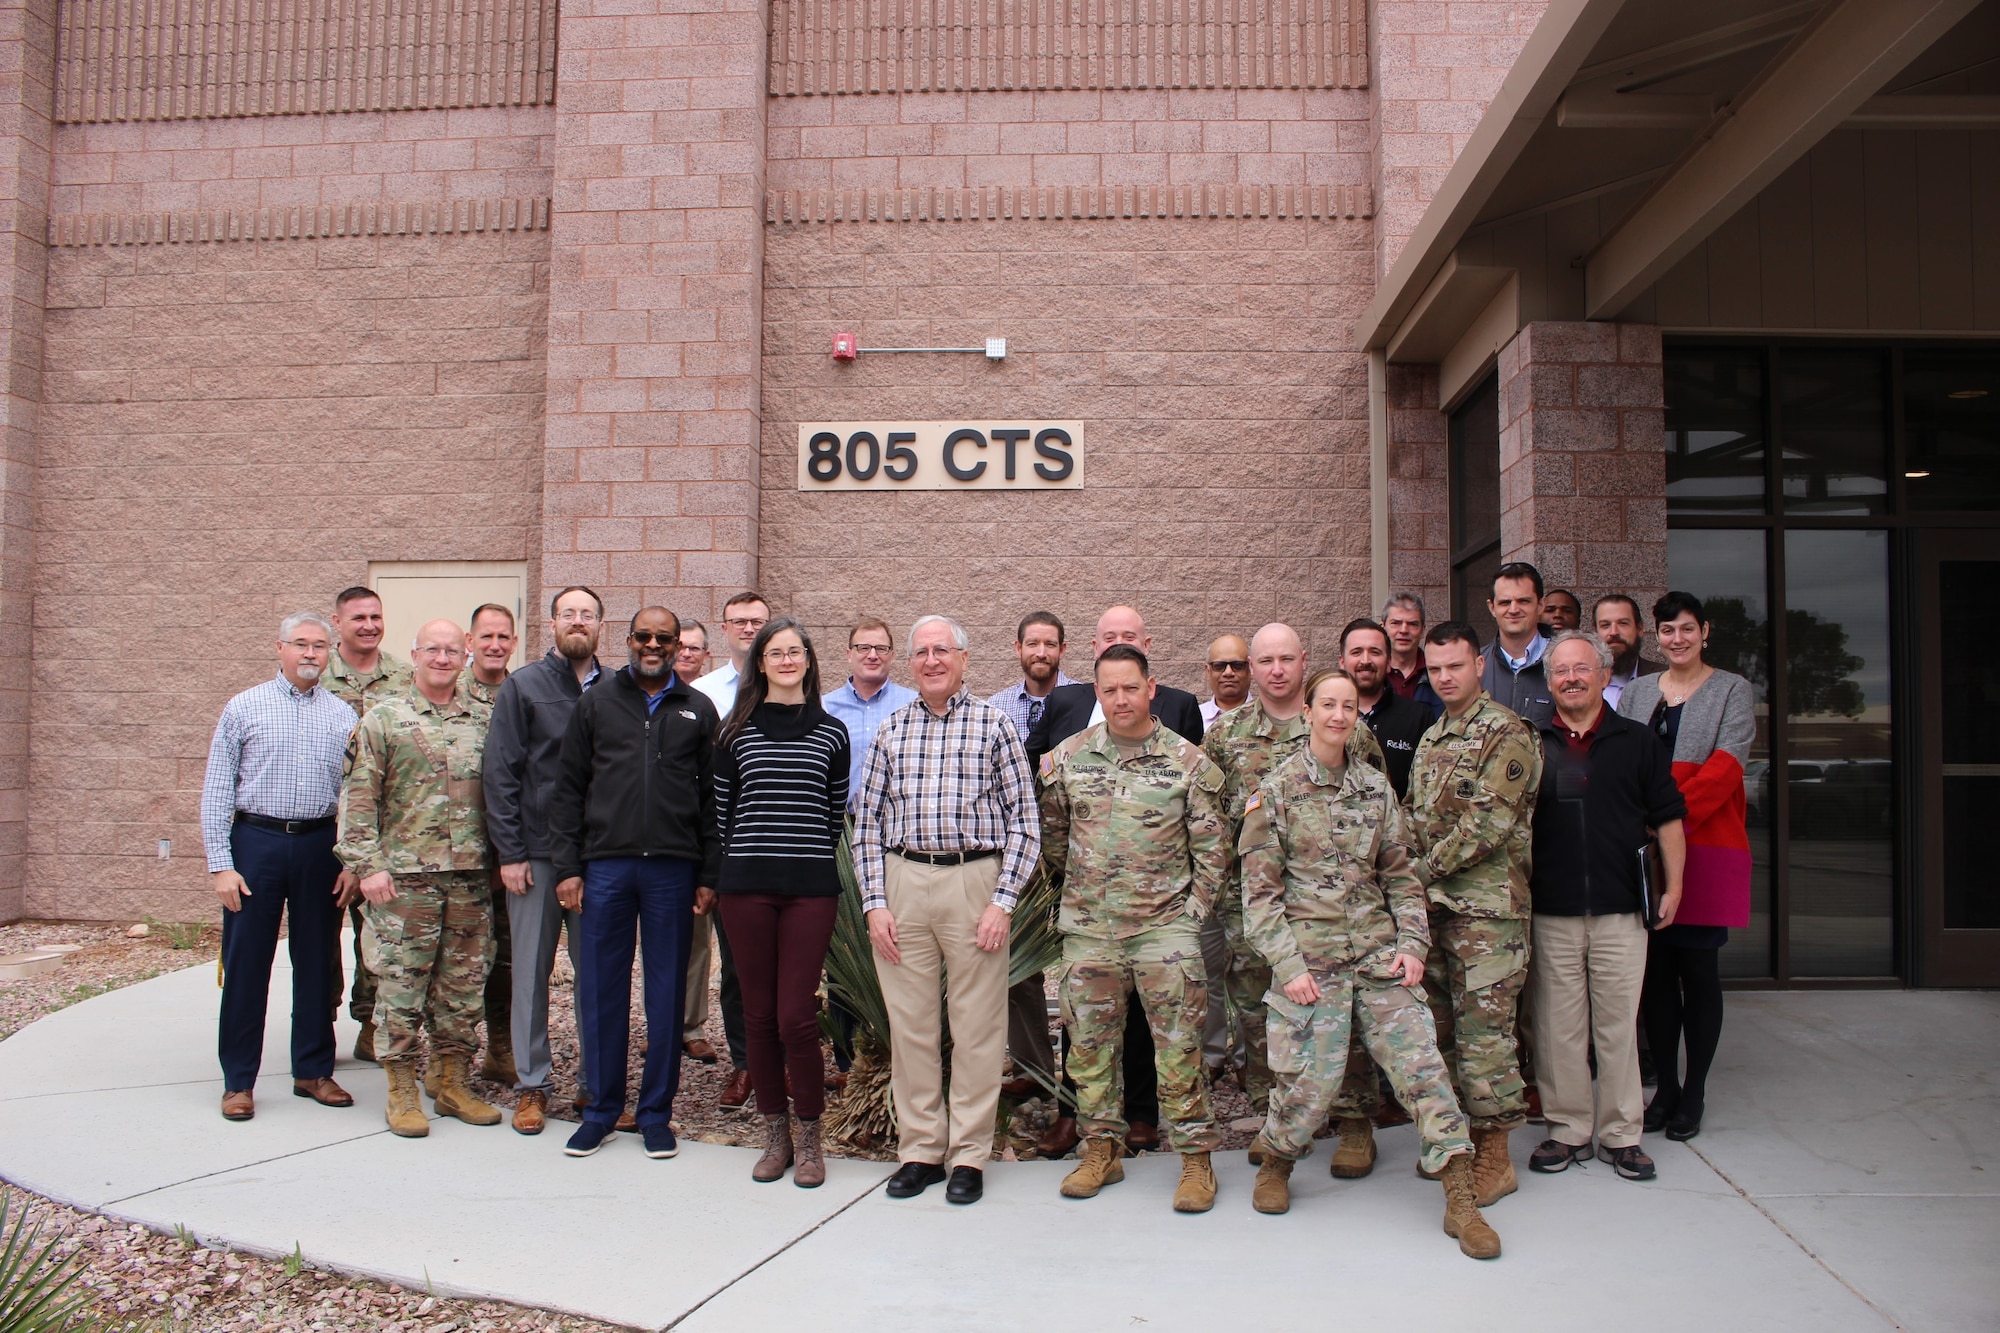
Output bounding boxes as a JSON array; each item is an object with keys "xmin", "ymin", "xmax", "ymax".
[
  {"xmin": 1665, "ymin": 1106, "xmax": 1703, "ymax": 1142},
  {"xmin": 1643, "ymin": 1097, "xmax": 1676, "ymax": 1133},
  {"xmin": 945, "ymin": 1166, "xmax": 983, "ymax": 1205},
  {"xmin": 885, "ymin": 1161, "xmax": 948, "ymax": 1198}
]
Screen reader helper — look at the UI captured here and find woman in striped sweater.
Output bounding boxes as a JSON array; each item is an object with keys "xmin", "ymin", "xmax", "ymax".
[{"xmin": 713, "ymin": 617, "xmax": 853, "ymax": 1187}]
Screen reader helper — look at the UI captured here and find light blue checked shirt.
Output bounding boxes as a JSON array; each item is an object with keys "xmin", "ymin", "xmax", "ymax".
[
  {"xmin": 823, "ymin": 676, "xmax": 919, "ymax": 802},
  {"xmin": 200, "ymin": 673, "xmax": 357, "ymax": 872},
  {"xmin": 987, "ymin": 671, "xmax": 1077, "ymax": 743}
]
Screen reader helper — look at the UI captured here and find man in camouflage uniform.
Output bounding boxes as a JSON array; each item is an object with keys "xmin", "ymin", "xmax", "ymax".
[
  {"xmin": 1040, "ymin": 645, "xmax": 1228, "ymax": 1213},
  {"xmin": 462, "ymin": 602, "xmax": 519, "ymax": 1085},
  {"xmin": 324, "ymin": 585, "xmax": 414, "ymax": 1060},
  {"xmin": 338, "ymin": 618, "xmax": 501, "ymax": 1138},
  {"xmin": 1238, "ymin": 666, "xmax": 1499, "ymax": 1258},
  {"xmin": 1404, "ymin": 621, "xmax": 1543, "ymax": 1208},
  {"xmin": 1205, "ymin": 622, "xmax": 1385, "ymax": 1115}
]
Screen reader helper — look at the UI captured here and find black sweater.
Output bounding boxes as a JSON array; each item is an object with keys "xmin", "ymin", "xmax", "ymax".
[
  {"xmin": 1529, "ymin": 708, "xmax": 1688, "ymax": 916},
  {"xmin": 549, "ymin": 668, "xmax": 721, "ymax": 885},
  {"xmin": 713, "ymin": 701, "xmax": 851, "ymax": 897}
]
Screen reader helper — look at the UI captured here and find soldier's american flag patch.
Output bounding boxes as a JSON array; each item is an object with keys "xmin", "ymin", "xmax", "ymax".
[
  {"xmin": 1244, "ymin": 792, "xmax": 1262, "ymax": 812},
  {"xmin": 1039, "ymin": 752, "xmax": 1055, "ymax": 781}
]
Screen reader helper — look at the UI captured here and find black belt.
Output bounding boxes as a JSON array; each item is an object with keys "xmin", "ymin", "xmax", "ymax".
[
  {"xmin": 235, "ymin": 812, "xmax": 335, "ymax": 834},
  {"xmin": 891, "ymin": 847, "xmax": 999, "ymax": 866}
]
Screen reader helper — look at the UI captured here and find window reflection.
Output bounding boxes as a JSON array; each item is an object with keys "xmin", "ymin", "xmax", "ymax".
[
  {"xmin": 1906, "ymin": 350, "xmax": 2000, "ymax": 511},
  {"xmin": 1666, "ymin": 348, "xmax": 1766, "ymax": 516},
  {"xmin": 1778, "ymin": 349, "xmax": 1889, "ymax": 515}
]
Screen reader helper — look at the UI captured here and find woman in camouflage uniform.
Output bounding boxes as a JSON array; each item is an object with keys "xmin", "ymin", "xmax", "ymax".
[{"xmin": 1239, "ymin": 667, "xmax": 1501, "ymax": 1260}]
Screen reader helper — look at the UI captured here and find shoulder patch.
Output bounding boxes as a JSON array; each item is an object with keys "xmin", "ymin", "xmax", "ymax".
[
  {"xmin": 1244, "ymin": 791, "xmax": 1262, "ymax": 813},
  {"xmin": 1506, "ymin": 758, "xmax": 1524, "ymax": 782},
  {"xmin": 1039, "ymin": 752, "xmax": 1055, "ymax": 780}
]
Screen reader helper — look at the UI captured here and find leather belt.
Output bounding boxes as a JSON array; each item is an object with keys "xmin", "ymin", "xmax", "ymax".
[
  {"xmin": 235, "ymin": 812, "xmax": 336, "ymax": 834},
  {"xmin": 890, "ymin": 847, "xmax": 999, "ymax": 866}
]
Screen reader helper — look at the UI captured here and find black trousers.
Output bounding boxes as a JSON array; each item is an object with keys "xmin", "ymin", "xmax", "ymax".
[{"xmin": 218, "ymin": 822, "xmax": 342, "ymax": 1091}]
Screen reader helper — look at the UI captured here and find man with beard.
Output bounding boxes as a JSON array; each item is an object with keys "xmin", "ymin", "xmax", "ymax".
[
  {"xmin": 484, "ymin": 586, "xmax": 607, "ymax": 1134},
  {"xmin": 1340, "ymin": 618, "xmax": 1434, "ymax": 800},
  {"xmin": 1593, "ymin": 595, "xmax": 1661, "ymax": 710}
]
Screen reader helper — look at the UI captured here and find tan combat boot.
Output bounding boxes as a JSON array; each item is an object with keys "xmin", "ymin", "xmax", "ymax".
[
  {"xmin": 793, "ymin": 1118, "xmax": 825, "ymax": 1189},
  {"xmin": 753, "ymin": 1113, "xmax": 794, "ymax": 1183},
  {"xmin": 423, "ymin": 1060, "xmax": 439, "ymax": 1102},
  {"xmin": 1440, "ymin": 1154, "xmax": 1502, "ymax": 1259},
  {"xmin": 1059, "ymin": 1137, "xmax": 1126, "ymax": 1198},
  {"xmin": 1173, "ymin": 1152, "xmax": 1217, "ymax": 1213},
  {"xmin": 1330, "ymin": 1117, "xmax": 1377, "ymax": 1178},
  {"xmin": 1251, "ymin": 1149, "xmax": 1294, "ymax": 1215},
  {"xmin": 1471, "ymin": 1125, "xmax": 1518, "ymax": 1206},
  {"xmin": 432, "ymin": 1053, "xmax": 503, "ymax": 1126},
  {"xmin": 383, "ymin": 1063, "xmax": 429, "ymax": 1138},
  {"xmin": 353, "ymin": 1019, "xmax": 378, "ymax": 1064},
  {"xmin": 479, "ymin": 1023, "xmax": 518, "ymax": 1086}
]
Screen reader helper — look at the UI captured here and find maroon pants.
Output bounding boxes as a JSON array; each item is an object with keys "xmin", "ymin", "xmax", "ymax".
[{"xmin": 716, "ymin": 894, "xmax": 838, "ymax": 1119}]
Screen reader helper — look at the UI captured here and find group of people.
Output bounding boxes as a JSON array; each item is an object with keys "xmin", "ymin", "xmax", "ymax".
[{"xmin": 203, "ymin": 563, "xmax": 1754, "ymax": 1260}]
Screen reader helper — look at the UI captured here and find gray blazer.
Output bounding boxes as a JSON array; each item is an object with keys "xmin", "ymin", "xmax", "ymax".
[{"xmin": 1615, "ymin": 669, "xmax": 1755, "ymax": 767}]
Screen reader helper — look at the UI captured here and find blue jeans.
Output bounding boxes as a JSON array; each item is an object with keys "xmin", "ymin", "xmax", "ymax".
[
  {"xmin": 576, "ymin": 856, "xmax": 695, "ymax": 1129},
  {"xmin": 218, "ymin": 822, "xmax": 341, "ymax": 1090}
]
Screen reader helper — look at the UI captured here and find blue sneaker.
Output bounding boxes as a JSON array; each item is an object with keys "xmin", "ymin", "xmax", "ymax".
[
  {"xmin": 565, "ymin": 1122, "xmax": 613, "ymax": 1158},
  {"xmin": 642, "ymin": 1124, "xmax": 679, "ymax": 1159}
]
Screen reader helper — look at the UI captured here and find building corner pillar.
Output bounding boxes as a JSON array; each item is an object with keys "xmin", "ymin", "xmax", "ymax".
[{"xmin": 1498, "ymin": 321, "xmax": 1668, "ymax": 617}]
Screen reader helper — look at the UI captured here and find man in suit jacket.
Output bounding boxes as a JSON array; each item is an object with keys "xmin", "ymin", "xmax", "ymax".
[
  {"xmin": 1024, "ymin": 606, "xmax": 1205, "ymax": 1157},
  {"xmin": 1594, "ymin": 594, "xmax": 1664, "ymax": 711}
]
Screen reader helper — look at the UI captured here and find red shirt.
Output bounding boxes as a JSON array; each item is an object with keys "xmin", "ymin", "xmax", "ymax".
[
  {"xmin": 1559, "ymin": 705, "xmax": 1606, "ymax": 757},
  {"xmin": 1387, "ymin": 664, "xmax": 1427, "ymax": 700}
]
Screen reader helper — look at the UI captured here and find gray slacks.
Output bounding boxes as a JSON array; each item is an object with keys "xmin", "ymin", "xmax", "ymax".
[{"xmin": 509, "ymin": 859, "xmax": 587, "ymax": 1096}]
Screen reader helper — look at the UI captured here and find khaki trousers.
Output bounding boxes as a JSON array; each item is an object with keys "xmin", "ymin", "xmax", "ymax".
[
  {"xmin": 876, "ymin": 854, "xmax": 1009, "ymax": 1170},
  {"xmin": 1531, "ymin": 912, "xmax": 1646, "ymax": 1149},
  {"xmin": 682, "ymin": 913, "xmax": 712, "ymax": 1041}
]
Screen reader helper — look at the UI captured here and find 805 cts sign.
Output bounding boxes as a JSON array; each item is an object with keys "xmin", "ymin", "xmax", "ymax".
[{"xmin": 796, "ymin": 421, "xmax": 1082, "ymax": 490}]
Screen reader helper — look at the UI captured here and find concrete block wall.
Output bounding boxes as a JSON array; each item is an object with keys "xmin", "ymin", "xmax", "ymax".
[{"xmin": 1385, "ymin": 361, "xmax": 1447, "ymax": 616}]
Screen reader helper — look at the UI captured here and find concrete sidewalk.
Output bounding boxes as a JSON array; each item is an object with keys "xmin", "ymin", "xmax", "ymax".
[{"xmin": 0, "ymin": 952, "xmax": 1991, "ymax": 1331}]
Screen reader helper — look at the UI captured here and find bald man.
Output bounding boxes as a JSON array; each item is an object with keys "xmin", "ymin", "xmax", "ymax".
[
  {"xmin": 1024, "ymin": 607, "xmax": 1205, "ymax": 764},
  {"xmin": 1201, "ymin": 634, "xmax": 1251, "ymax": 727},
  {"xmin": 338, "ymin": 619, "xmax": 504, "ymax": 1137}
]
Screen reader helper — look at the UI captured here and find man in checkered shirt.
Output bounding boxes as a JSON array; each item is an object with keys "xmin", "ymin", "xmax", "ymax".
[{"xmin": 852, "ymin": 614, "xmax": 1039, "ymax": 1206}]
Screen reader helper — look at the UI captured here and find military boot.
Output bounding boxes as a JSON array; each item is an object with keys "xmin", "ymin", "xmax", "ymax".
[
  {"xmin": 432, "ymin": 1053, "xmax": 503, "ymax": 1126},
  {"xmin": 1173, "ymin": 1152, "xmax": 1217, "ymax": 1213},
  {"xmin": 1059, "ymin": 1137, "xmax": 1125, "ymax": 1198},
  {"xmin": 383, "ymin": 1062, "xmax": 429, "ymax": 1138},
  {"xmin": 423, "ymin": 1059, "xmax": 438, "ymax": 1101},
  {"xmin": 479, "ymin": 1023, "xmax": 518, "ymax": 1086},
  {"xmin": 753, "ymin": 1113, "xmax": 794, "ymax": 1183},
  {"xmin": 1329, "ymin": 1117, "xmax": 1377, "ymax": 1178},
  {"xmin": 1440, "ymin": 1154, "xmax": 1502, "ymax": 1259},
  {"xmin": 353, "ymin": 1019, "xmax": 378, "ymax": 1064},
  {"xmin": 1471, "ymin": 1126, "xmax": 1518, "ymax": 1206},
  {"xmin": 1251, "ymin": 1149, "xmax": 1294, "ymax": 1215}
]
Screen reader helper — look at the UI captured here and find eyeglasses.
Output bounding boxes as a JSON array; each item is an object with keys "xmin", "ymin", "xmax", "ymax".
[
  {"xmin": 555, "ymin": 611, "xmax": 599, "ymax": 626},
  {"xmin": 413, "ymin": 645, "xmax": 465, "ymax": 660},
  {"xmin": 764, "ymin": 647, "xmax": 807, "ymax": 663},
  {"xmin": 851, "ymin": 643, "xmax": 893, "ymax": 658},
  {"xmin": 630, "ymin": 631, "xmax": 678, "ymax": 647},
  {"xmin": 724, "ymin": 616, "xmax": 768, "ymax": 631},
  {"xmin": 1207, "ymin": 660, "xmax": 1249, "ymax": 672},
  {"xmin": 281, "ymin": 640, "xmax": 330, "ymax": 654},
  {"xmin": 911, "ymin": 646, "xmax": 962, "ymax": 662},
  {"xmin": 1547, "ymin": 664, "xmax": 1603, "ymax": 681}
]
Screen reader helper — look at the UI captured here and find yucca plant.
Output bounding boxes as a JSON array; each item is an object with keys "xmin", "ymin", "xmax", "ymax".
[
  {"xmin": 0, "ymin": 1190, "xmax": 94, "ymax": 1333},
  {"xmin": 819, "ymin": 831, "xmax": 1065, "ymax": 1156}
]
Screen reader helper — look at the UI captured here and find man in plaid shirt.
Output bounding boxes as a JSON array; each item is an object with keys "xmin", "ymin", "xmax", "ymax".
[{"xmin": 853, "ymin": 614, "xmax": 1039, "ymax": 1206}]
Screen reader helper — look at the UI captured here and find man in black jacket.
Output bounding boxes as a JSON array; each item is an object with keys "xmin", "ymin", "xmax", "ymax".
[
  {"xmin": 549, "ymin": 606, "xmax": 721, "ymax": 1161},
  {"xmin": 484, "ymin": 586, "xmax": 605, "ymax": 1135},
  {"xmin": 1527, "ymin": 631, "xmax": 1685, "ymax": 1183},
  {"xmin": 1339, "ymin": 616, "xmax": 1434, "ymax": 799},
  {"xmin": 1022, "ymin": 605, "xmax": 1204, "ymax": 1157}
]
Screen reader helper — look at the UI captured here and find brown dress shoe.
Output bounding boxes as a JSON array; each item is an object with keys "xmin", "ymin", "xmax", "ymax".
[
  {"xmin": 616, "ymin": 1111, "xmax": 639, "ymax": 1133},
  {"xmin": 1126, "ymin": 1121, "xmax": 1161, "ymax": 1152},
  {"xmin": 1000, "ymin": 1077, "xmax": 1037, "ymax": 1099},
  {"xmin": 683, "ymin": 1037, "xmax": 720, "ymax": 1064},
  {"xmin": 221, "ymin": 1089, "xmax": 255, "ymax": 1121},
  {"xmin": 719, "ymin": 1067, "xmax": 754, "ymax": 1110},
  {"xmin": 292, "ymin": 1077, "xmax": 354, "ymax": 1107},
  {"xmin": 513, "ymin": 1089, "xmax": 549, "ymax": 1135},
  {"xmin": 1037, "ymin": 1115, "xmax": 1080, "ymax": 1157}
]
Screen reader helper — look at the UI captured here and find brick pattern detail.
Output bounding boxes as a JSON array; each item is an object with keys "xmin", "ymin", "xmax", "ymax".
[
  {"xmin": 1372, "ymin": 0, "xmax": 1546, "ymax": 279},
  {"xmin": 539, "ymin": 0, "xmax": 767, "ymax": 626},
  {"xmin": 1385, "ymin": 360, "xmax": 1445, "ymax": 614},
  {"xmin": 35, "ymin": 229, "xmax": 548, "ymax": 919},
  {"xmin": 768, "ymin": 0, "xmax": 1366, "ymax": 96},
  {"xmin": 760, "ymin": 216, "xmax": 1375, "ymax": 697},
  {"xmin": 766, "ymin": 181, "xmax": 1370, "ymax": 223},
  {"xmin": 49, "ymin": 195, "xmax": 549, "ymax": 246},
  {"xmin": 0, "ymin": 0, "xmax": 56, "ymax": 921},
  {"xmin": 1497, "ymin": 321, "xmax": 1667, "ymax": 612},
  {"xmin": 56, "ymin": 0, "xmax": 558, "ymax": 124}
]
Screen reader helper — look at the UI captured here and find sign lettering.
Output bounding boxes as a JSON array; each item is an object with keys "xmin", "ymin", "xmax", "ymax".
[{"xmin": 796, "ymin": 421, "xmax": 1082, "ymax": 490}]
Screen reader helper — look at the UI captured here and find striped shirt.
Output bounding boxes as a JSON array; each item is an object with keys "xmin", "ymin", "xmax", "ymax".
[
  {"xmin": 852, "ymin": 687, "xmax": 1040, "ymax": 913},
  {"xmin": 199, "ymin": 673, "xmax": 357, "ymax": 872},
  {"xmin": 987, "ymin": 671, "xmax": 1077, "ymax": 745},
  {"xmin": 712, "ymin": 705, "xmax": 852, "ymax": 897}
]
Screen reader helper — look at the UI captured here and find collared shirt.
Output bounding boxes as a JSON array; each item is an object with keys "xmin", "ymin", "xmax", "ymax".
[
  {"xmin": 693, "ymin": 661, "xmax": 742, "ymax": 717},
  {"xmin": 988, "ymin": 671, "xmax": 1077, "ymax": 745},
  {"xmin": 1603, "ymin": 659, "xmax": 1655, "ymax": 711},
  {"xmin": 1200, "ymin": 695, "xmax": 1245, "ymax": 727},
  {"xmin": 825, "ymin": 677, "xmax": 921, "ymax": 799},
  {"xmin": 851, "ymin": 687, "xmax": 1039, "ymax": 913},
  {"xmin": 200, "ymin": 673, "xmax": 357, "ymax": 872},
  {"xmin": 1559, "ymin": 705, "xmax": 1606, "ymax": 757},
  {"xmin": 1386, "ymin": 662, "xmax": 1427, "ymax": 700},
  {"xmin": 1497, "ymin": 633, "xmax": 1548, "ymax": 673}
]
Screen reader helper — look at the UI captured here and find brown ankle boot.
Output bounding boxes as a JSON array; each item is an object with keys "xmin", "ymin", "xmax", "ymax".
[
  {"xmin": 794, "ymin": 1118, "xmax": 825, "ymax": 1189},
  {"xmin": 479, "ymin": 1023, "xmax": 518, "ymax": 1085},
  {"xmin": 1060, "ymin": 1137, "xmax": 1125, "ymax": 1198},
  {"xmin": 383, "ymin": 1063, "xmax": 429, "ymax": 1138},
  {"xmin": 753, "ymin": 1113, "xmax": 794, "ymax": 1183},
  {"xmin": 353, "ymin": 1019, "xmax": 378, "ymax": 1063},
  {"xmin": 1471, "ymin": 1126, "xmax": 1518, "ymax": 1206},
  {"xmin": 1330, "ymin": 1117, "xmax": 1377, "ymax": 1178},
  {"xmin": 432, "ymin": 1053, "xmax": 502, "ymax": 1126},
  {"xmin": 1441, "ymin": 1154, "xmax": 1502, "ymax": 1259},
  {"xmin": 1173, "ymin": 1152, "xmax": 1217, "ymax": 1213},
  {"xmin": 1251, "ymin": 1148, "xmax": 1294, "ymax": 1215}
]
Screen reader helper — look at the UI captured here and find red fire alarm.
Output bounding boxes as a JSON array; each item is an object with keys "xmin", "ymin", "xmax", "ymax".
[{"xmin": 831, "ymin": 331, "xmax": 858, "ymax": 361}]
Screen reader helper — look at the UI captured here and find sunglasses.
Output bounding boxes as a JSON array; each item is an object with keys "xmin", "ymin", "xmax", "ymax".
[
  {"xmin": 630, "ymin": 631, "xmax": 678, "ymax": 647},
  {"xmin": 1207, "ymin": 660, "xmax": 1249, "ymax": 672}
]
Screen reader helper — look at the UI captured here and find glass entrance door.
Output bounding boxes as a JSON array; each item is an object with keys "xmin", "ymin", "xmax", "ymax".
[{"xmin": 1916, "ymin": 530, "xmax": 2000, "ymax": 986}]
